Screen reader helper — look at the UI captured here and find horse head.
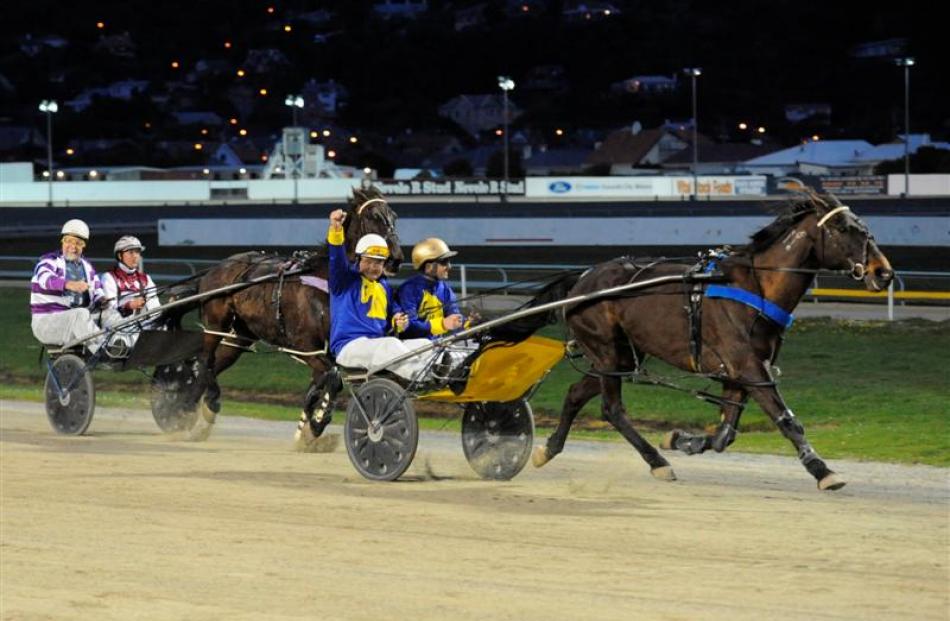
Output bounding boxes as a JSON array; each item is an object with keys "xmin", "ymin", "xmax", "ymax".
[
  {"xmin": 809, "ymin": 193, "xmax": 894, "ymax": 292},
  {"xmin": 344, "ymin": 186, "xmax": 404, "ymax": 276}
]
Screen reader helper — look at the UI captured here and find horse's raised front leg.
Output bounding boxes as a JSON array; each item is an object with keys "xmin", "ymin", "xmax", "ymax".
[
  {"xmin": 745, "ymin": 364, "xmax": 844, "ymax": 491},
  {"xmin": 293, "ymin": 362, "xmax": 342, "ymax": 453},
  {"xmin": 532, "ymin": 374, "xmax": 601, "ymax": 468},
  {"xmin": 662, "ymin": 384, "xmax": 747, "ymax": 455},
  {"xmin": 600, "ymin": 375, "xmax": 675, "ymax": 481}
]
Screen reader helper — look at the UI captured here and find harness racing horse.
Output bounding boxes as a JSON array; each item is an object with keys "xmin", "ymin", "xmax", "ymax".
[
  {"xmin": 181, "ymin": 187, "xmax": 403, "ymax": 443},
  {"xmin": 509, "ymin": 192, "xmax": 893, "ymax": 490}
]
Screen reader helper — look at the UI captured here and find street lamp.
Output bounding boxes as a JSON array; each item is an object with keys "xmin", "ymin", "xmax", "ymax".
[
  {"xmin": 284, "ymin": 94, "xmax": 304, "ymax": 126},
  {"xmin": 895, "ymin": 57, "xmax": 915, "ymax": 197},
  {"xmin": 497, "ymin": 75, "xmax": 515, "ymax": 195},
  {"xmin": 38, "ymin": 100, "xmax": 58, "ymax": 206},
  {"xmin": 682, "ymin": 68, "xmax": 702, "ymax": 198}
]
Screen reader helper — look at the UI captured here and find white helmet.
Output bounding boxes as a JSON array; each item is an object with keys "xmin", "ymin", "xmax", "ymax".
[
  {"xmin": 114, "ymin": 235, "xmax": 145, "ymax": 255},
  {"xmin": 61, "ymin": 219, "xmax": 90, "ymax": 241},
  {"xmin": 355, "ymin": 234, "xmax": 390, "ymax": 260}
]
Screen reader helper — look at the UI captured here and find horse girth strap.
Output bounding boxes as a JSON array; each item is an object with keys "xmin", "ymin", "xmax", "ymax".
[{"xmin": 687, "ymin": 281, "xmax": 705, "ymax": 373}]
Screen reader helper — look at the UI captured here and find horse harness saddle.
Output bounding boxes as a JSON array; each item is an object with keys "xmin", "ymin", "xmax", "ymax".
[{"xmin": 685, "ymin": 249, "xmax": 796, "ymax": 373}]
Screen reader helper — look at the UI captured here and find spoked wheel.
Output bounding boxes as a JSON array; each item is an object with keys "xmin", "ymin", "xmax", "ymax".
[
  {"xmin": 344, "ymin": 378, "xmax": 418, "ymax": 482},
  {"xmin": 150, "ymin": 360, "xmax": 200, "ymax": 433},
  {"xmin": 44, "ymin": 354, "xmax": 95, "ymax": 435},
  {"xmin": 461, "ymin": 399, "xmax": 534, "ymax": 480}
]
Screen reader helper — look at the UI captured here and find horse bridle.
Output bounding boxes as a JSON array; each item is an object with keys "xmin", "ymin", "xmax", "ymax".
[{"xmin": 815, "ymin": 204, "xmax": 872, "ymax": 281}]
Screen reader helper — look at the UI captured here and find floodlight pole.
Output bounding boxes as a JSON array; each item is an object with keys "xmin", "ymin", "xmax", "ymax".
[
  {"xmin": 895, "ymin": 58, "xmax": 915, "ymax": 197},
  {"xmin": 39, "ymin": 100, "xmax": 58, "ymax": 206},
  {"xmin": 683, "ymin": 68, "xmax": 702, "ymax": 199},
  {"xmin": 497, "ymin": 76, "xmax": 515, "ymax": 197}
]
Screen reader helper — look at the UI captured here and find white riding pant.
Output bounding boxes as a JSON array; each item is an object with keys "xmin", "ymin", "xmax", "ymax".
[
  {"xmin": 336, "ymin": 337, "xmax": 436, "ymax": 381},
  {"xmin": 31, "ymin": 308, "xmax": 103, "ymax": 353}
]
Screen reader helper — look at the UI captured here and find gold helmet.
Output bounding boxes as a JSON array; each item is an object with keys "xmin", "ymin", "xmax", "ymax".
[{"xmin": 411, "ymin": 238, "xmax": 458, "ymax": 270}]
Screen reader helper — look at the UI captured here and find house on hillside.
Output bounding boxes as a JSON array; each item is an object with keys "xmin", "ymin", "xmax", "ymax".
[
  {"xmin": 738, "ymin": 140, "xmax": 874, "ymax": 176},
  {"xmin": 610, "ymin": 74, "xmax": 678, "ymax": 95},
  {"xmin": 563, "ymin": 2, "xmax": 621, "ymax": 22},
  {"xmin": 852, "ymin": 134, "xmax": 950, "ymax": 170},
  {"xmin": 439, "ymin": 94, "xmax": 523, "ymax": 137},
  {"xmin": 19, "ymin": 34, "xmax": 69, "ymax": 56},
  {"xmin": 173, "ymin": 111, "xmax": 224, "ymax": 127},
  {"xmin": 301, "ymin": 79, "xmax": 349, "ymax": 117},
  {"xmin": 662, "ymin": 141, "xmax": 783, "ymax": 175},
  {"xmin": 587, "ymin": 122, "xmax": 707, "ymax": 175},
  {"xmin": 243, "ymin": 49, "xmax": 290, "ymax": 73},
  {"xmin": 522, "ymin": 146, "xmax": 591, "ymax": 175},
  {"xmin": 374, "ymin": 0, "xmax": 428, "ymax": 19},
  {"xmin": 65, "ymin": 80, "xmax": 149, "ymax": 112}
]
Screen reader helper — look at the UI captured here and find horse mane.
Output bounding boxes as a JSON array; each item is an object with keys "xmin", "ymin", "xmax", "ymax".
[{"xmin": 738, "ymin": 190, "xmax": 840, "ymax": 255}]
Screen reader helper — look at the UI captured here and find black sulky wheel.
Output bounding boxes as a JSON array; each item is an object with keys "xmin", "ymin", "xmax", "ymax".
[
  {"xmin": 150, "ymin": 360, "xmax": 200, "ymax": 433},
  {"xmin": 344, "ymin": 378, "xmax": 418, "ymax": 482},
  {"xmin": 461, "ymin": 399, "xmax": 535, "ymax": 480},
  {"xmin": 44, "ymin": 354, "xmax": 96, "ymax": 435}
]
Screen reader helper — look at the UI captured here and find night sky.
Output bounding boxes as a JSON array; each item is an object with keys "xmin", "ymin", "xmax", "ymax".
[{"xmin": 1, "ymin": 0, "xmax": 946, "ymax": 167}]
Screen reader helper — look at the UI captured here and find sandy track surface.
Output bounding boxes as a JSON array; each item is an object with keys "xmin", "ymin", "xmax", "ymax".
[{"xmin": 2, "ymin": 399, "xmax": 947, "ymax": 621}]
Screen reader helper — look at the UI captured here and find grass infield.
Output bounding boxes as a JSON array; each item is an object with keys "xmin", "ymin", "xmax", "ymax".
[{"xmin": 2, "ymin": 287, "xmax": 947, "ymax": 466}]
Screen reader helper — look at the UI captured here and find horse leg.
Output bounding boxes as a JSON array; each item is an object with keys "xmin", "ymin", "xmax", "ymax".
[
  {"xmin": 186, "ymin": 332, "xmax": 225, "ymax": 441},
  {"xmin": 204, "ymin": 342, "xmax": 246, "ymax": 414},
  {"xmin": 600, "ymin": 375, "xmax": 676, "ymax": 481},
  {"xmin": 532, "ymin": 374, "xmax": 602, "ymax": 468},
  {"xmin": 662, "ymin": 384, "xmax": 748, "ymax": 455},
  {"xmin": 293, "ymin": 362, "xmax": 342, "ymax": 453},
  {"xmin": 745, "ymin": 365, "xmax": 844, "ymax": 491}
]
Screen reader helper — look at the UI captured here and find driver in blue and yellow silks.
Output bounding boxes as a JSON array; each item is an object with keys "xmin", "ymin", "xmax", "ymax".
[
  {"xmin": 327, "ymin": 209, "xmax": 433, "ymax": 380},
  {"xmin": 396, "ymin": 238, "xmax": 472, "ymax": 339}
]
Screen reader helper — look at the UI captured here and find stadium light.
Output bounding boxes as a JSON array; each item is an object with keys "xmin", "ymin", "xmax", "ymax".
[
  {"xmin": 895, "ymin": 57, "xmax": 915, "ymax": 196},
  {"xmin": 284, "ymin": 94, "xmax": 304, "ymax": 126},
  {"xmin": 497, "ymin": 76, "xmax": 515, "ymax": 196},
  {"xmin": 38, "ymin": 100, "xmax": 59, "ymax": 206},
  {"xmin": 682, "ymin": 68, "xmax": 702, "ymax": 198}
]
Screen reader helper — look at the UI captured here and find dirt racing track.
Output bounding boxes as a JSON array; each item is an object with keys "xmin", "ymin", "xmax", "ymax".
[{"xmin": 1, "ymin": 400, "xmax": 947, "ymax": 621}]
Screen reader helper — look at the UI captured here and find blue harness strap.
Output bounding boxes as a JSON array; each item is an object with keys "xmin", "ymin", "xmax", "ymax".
[{"xmin": 705, "ymin": 285, "xmax": 794, "ymax": 329}]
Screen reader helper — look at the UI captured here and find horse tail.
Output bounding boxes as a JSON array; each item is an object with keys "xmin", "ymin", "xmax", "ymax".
[{"xmin": 484, "ymin": 271, "xmax": 583, "ymax": 344}]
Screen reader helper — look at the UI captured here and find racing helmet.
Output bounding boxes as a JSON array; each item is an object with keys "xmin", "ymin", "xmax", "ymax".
[
  {"xmin": 61, "ymin": 219, "xmax": 90, "ymax": 241},
  {"xmin": 355, "ymin": 234, "xmax": 390, "ymax": 260},
  {"xmin": 411, "ymin": 238, "xmax": 458, "ymax": 270},
  {"xmin": 114, "ymin": 235, "xmax": 145, "ymax": 256}
]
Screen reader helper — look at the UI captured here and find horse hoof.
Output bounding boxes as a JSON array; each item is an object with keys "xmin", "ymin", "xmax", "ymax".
[
  {"xmin": 531, "ymin": 445, "xmax": 551, "ymax": 468},
  {"xmin": 293, "ymin": 427, "xmax": 339, "ymax": 454},
  {"xmin": 184, "ymin": 402, "xmax": 216, "ymax": 442},
  {"xmin": 818, "ymin": 473, "xmax": 846, "ymax": 491},
  {"xmin": 651, "ymin": 465, "xmax": 677, "ymax": 481},
  {"xmin": 199, "ymin": 399, "xmax": 218, "ymax": 424},
  {"xmin": 659, "ymin": 431, "xmax": 679, "ymax": 450}
]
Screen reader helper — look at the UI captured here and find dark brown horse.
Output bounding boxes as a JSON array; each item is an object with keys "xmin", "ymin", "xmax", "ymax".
[
  {"xmin": 182, "ymin": 187, "xmax": 403, "ymax": 443},
  {"xmin": 509, "ymin": 192, "xmax": 893, "ymax": 490}
]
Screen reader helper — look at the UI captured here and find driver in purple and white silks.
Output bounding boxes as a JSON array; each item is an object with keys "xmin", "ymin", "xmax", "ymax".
[{"xmin": 30, "ymin": 219, "xmax": 105, "ymax": 352}]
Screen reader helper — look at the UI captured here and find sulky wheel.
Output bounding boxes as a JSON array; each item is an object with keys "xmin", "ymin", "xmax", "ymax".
[
  {"xmin": 461, "ymin": 399, "xmax": 535, "ymax": 480},
  {"xmin": 344, "ymin": 378, "xmax": 418, "ymax": 482},
  {"xmin": 150, "ymin": 360, "xmax": 201, "ymax": 433},
  {"xmin": 44, "ymin": 354, "xmax": 96, "ymax": 435}
]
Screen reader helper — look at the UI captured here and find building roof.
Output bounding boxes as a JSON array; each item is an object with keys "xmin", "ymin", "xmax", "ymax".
[
  {"xmin": 524, "ymin": 147, "xmax": 591, "ymax": 168},
  {"xmin": 852, "ymin": 134, "xmax": 950, "ymax": 163},
  {"xmin": 743, "ymin": 140, "xmax": 873, "ymax": 166},
  {"xmin": 663, "ymin": 141, "xmax": 782, "ymax": 165},
  {"xmin": 587, "ymin": 127, "xmax": 664, "ymax": 165}
]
